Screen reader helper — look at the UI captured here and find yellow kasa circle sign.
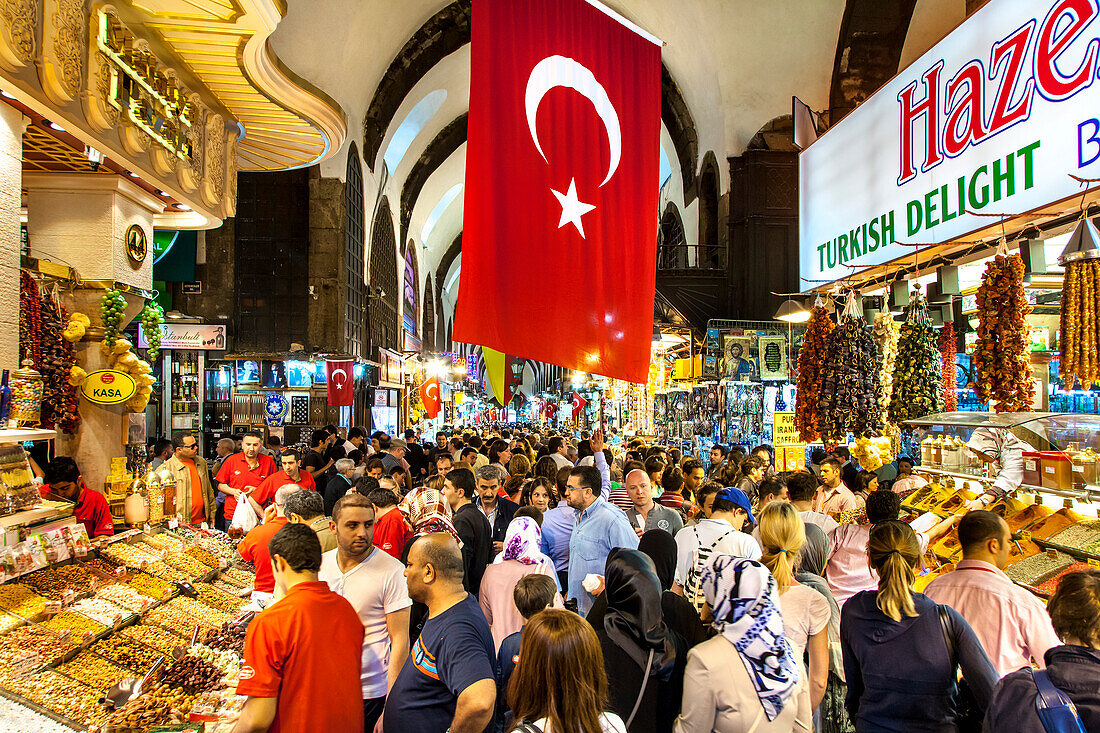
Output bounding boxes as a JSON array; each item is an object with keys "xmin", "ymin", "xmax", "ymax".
[{"xmin": 81, "ymin": 370, "xmax": 137, "ymax": 405}]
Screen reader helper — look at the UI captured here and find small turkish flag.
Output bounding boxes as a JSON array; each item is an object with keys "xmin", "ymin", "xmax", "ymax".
[
  {"xmin": 326, "ymin": 360, "xmax": 353, "ymax": 407},
  {"xmin": 545, "ymin": 401, "xmax": 556, "ymax": 420},
  {"xmin": 456, "ymin": 0, "xmax": 661, "ymax": 383},
  {"xmin": 572, "ymin": 393, "xmax": 587, "ymax": 418},
  {"xmin": 420, "ymin": 376, "xmax": 441, "ymax": 419}
]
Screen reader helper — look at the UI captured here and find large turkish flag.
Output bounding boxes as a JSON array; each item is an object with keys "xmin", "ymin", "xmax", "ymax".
[
  {"xmin": 325, "ymin": 360, "xmax": 354, "ymax": 406},
  {"xmin": 455, "ymin": 0, "xmax": 661, "ymax": 383}
]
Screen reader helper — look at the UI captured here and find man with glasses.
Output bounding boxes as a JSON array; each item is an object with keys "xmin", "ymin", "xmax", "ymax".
[
  {"xmin": 565, "ymin": 464, "xmax": 637, "ymax": 614},
  {"xmin": 166, "ymin": 432, "xmax": 215, "ymax": 525}
]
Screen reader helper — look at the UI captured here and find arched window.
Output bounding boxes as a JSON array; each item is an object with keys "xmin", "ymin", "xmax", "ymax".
[
  {"xmin": 368, "ymin": 198, "xmax": 399, "ymax": 353},
  {"xmin": 657, "ymin": 203, "xmax": 686, "ymax": 270},
  {"xmin": 422, "ymin": 274, "xmax": 435, "ymax": 353},
  {"xmin": 403, "ymin": 244, "xmax": 420, "ymax": 350},
  {"xmin": 698, "ymin": 154, "xmax": 721, "ymax": 269},
  {"xmin": 345, "ymin": 143, "xmax": 365, "ymax": 358}
]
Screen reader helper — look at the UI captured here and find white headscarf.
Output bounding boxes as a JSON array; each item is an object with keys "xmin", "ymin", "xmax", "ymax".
[{"xmin": 701, "ymin": 554, "xmax": 800, "ymax": 721}]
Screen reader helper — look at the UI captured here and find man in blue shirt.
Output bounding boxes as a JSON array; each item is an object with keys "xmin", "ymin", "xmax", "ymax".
[{"xmin": 565, "ymin": 456, "xmax": 638, "ymax": 615}]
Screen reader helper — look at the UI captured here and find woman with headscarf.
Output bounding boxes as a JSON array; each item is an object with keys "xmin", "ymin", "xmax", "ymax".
[
  {"xmin": 594, "ymin": 549, "xmax": 685, "ymax": 733},
  {"xmin": 675, "ymin": 554, "xmax": 810, "ymax": 733},
  {"xmin": 478, "ymin": 515, "xmax": 560, "ymax": 650},
  {"xmin": 398, "ymin": 485, "xmax": 461, "ymax": 646}
]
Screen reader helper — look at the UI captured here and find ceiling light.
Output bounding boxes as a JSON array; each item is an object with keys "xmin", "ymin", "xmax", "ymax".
[
  {"xmin": 775, "ymin": 298, "xmax": 811, "ymax": 323},
  {"xmin": 43, "ymin": 120, "xmax": 64, "ymax": 132},
  {"xmin": 1059, "ymin": 217, "xmax": 1100, "ymax": 265},
  {"xmin": 0, "ymin": 90, "xmax": 14, "ymax": 100},
  {"xmin": 155, "ymin": 189, "xmax": 168, "ymax": 197},
  {"xmin": 174, "ymin": 203, "xmax": 191, "ymax": 211},
  {"xmin": 125, "ymin": 170, "xmax": 139, "ymax": 178}
]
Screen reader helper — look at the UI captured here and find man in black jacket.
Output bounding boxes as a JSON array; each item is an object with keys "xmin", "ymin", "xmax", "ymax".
[
  {"xmin": 474, "ymin": 465, "xmax": 517, "ymax": 557},
  {"xmin": 441, "ymin": 467, "xmax": 491, "ymax": 595}
]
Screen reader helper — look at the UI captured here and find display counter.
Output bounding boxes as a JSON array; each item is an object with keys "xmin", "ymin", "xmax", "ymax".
[{"xmin": 0, "ymin": 523, "xmax": 255, "ymax": 730}]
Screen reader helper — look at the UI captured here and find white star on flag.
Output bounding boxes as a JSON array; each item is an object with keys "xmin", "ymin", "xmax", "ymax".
[{"xmin": 551, "ymin": 178, "xmax": 596, "ymax": 238}]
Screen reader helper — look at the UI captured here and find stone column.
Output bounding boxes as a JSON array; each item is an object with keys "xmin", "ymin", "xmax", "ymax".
[
  {"xmin": 0, "ymin": 104, "xmax": 25, "ymax": 369},
  {"xmin": 24, "ymin": 174, "xmax": 160, "ymax": 493}
]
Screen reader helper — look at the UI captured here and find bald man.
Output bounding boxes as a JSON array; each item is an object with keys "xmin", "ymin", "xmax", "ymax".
[
  {"xmin": 383, "ymin": 533, "xmax": 497, "ymax": 733},
  {"xmin": 623, "ymin": 469, "xmax": 683, "ymax": 537}
]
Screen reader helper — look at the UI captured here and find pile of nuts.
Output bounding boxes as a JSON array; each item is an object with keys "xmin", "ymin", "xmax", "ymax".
[
  {"xmin": 54, "ymin": 564, "xmax": 99, "ymax": 588},
  {"xmin": 188, "ymin": 643, "xmax": 240, "ymax": 677},
  {"xmin": 94, "ymin": 683, "xmax": 195, "ymax": 732},
  {"xmin": 141, "ymin": 559, "xmax": 190, "ymax": 583},
  {"xmin": 81, "ymin": 558, "xmax": 120, "ymax": 576},
  {"xmin": 56, "ymin": 652, "xmax": 132, "ymax": 690},
  {"xmin": 89, "ymin": 637, "xmax": 162, "ymax": 673},
  {"xmin": 186, "ymin": 546, "xmax": 220, "ymax": 568},
  {"xmin": 0, "ymin": 611, "xmax": 23, "ymax": 634},
  {"xmin": 158, "ymin": 655, "xmax": 224, "ymax": 693},
  {"xmin": 127, "ymin": 572, "xmax": 174, "ymax": 599},
  {"xmin": 0, "ymin": 624, "xmax": 73, "ymax": 664},
  {"xmin": 69, "ymin": 597, "xmax": 129, "ymax": 627},
  {"xmin": 212, "ymin": 579, "xmax": 245, "ymax": 596},
  {"xmin": 166, "ymin": 597, "xmax": 233, "ymax": 629},
  {"xmin": 17, "ymin": 570, "xmax": 76, "ymax": 602},
  {"xmin": 96, "ymin": 584, "xmax": 149, "ymax": 613},
  {"xmin": 0, "ymin": 584, "xmax": 48, "ymax": 618},
  {"xmin": 218, "ymin": 567, "xmax": 254, "ymax": 588},
  {"xmin": 0, "ymin": 669, "xmax": 107, "ymax": 727},
  {"xmin": 100, "ymin": 543, "xmax": 158, "ymax": 568},
  {"xmin": 119, "ymin": 624, "xmax": 186, "ymax": 654},
  {"xmin": 144, "ymin": 604, "xmax": 200, "ymax": 637},
  {"xmin": 194, "ymin": 582, "xmax": 246, "ymax": 614},
  {"xmin": 40, "ymin": 609, "xmax": 107, "ymax": 638},
  {"xmin": 161, "ymin": 552, "xmax": 211, "ymax": 578},
  {"xmin": 142, "ymin": 534, "xmax": 186, "ymax": 553}
]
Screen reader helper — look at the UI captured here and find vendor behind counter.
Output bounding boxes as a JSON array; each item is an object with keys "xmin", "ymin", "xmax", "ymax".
[{"xmin": 39, "ymin": 457, "xmax": 114, "ymax": 538}]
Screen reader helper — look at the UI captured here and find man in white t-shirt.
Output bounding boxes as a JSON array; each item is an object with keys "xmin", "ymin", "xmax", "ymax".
[
  {"xmin": 673, "ymin": 487, "xmax": 760, "ymax": 610},
  {"xmin": 319, "ymin": 492, "xmax": 412, "ymax": 732}
]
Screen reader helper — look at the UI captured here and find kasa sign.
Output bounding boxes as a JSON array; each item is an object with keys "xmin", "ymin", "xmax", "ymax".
[
  {"xmin": 80, "ymin": 370, "xmax": 136, "ymax": 405},
  {"xmin": 800, "ymin": 0, "xmax": 1100, "ymax": 288}
]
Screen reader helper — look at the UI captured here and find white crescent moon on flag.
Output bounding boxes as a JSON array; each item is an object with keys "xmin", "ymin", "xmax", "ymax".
[
  {"xmin": 525, "ymin": 55, "xmax": 622, "ymax": 187},
  {"xmin": 426, "ymin": 383, "xmax": 439, "ymax": 401},
  {"xmin": 331, "ymin": 368, "xmax": 347, "ymax": 386}
]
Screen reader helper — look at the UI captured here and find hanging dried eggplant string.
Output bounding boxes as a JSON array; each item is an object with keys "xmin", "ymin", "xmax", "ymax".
[
  {"xmin": 973, "ymin": 253, "xmax": 1034, "ymax": 411},
  {"xmin": 794, "ymin": 304, "xmax": 834, "ymax": 443},
  {"xmin": 816, "ymin": 291, "xmax": 883, "ymax": 444},
  {"xmin": 939, "ymin": 322, "xmax": 958, "ymax": 412},
  {"xmin": 888, "ymin": 291, "xmax": 943, "ymax": 422}
]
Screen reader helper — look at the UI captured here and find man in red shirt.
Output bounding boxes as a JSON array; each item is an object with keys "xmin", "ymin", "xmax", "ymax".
[
  {"xmin": 238, "ymin": 485, "xmax": 299, "ymax": 604},
  {"xmin": 252, "ymin": 450, "xmax": 316, "ymax": 508},
  {"xmin": 235, "ymin": 523, "xmax": 364, "ymax": 733},
  {"xmin": 40, "ymin": 457, "xmax": 114, "ymax": 538},
  {"xmin": 367, "ymin": 486, "xmax": 411, "ymax": 559},
  {"xmin": 216, "ymin": 430, "xmax": 275, "ymax": 523}
]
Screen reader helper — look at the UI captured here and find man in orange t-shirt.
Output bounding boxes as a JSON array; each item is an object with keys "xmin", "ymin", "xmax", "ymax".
[
  {"xmin": 238, "ymin": 485, "xmax": 301, "ymax": 603},
  {"xmin": 236, "ymin": 523, "xmax": 364, "ymax": 733},
  {"xmin": 164, "ymin": 433, "xmax": 215, "ymax": 525},
  {"xmin": 252, "ymin": 449, "xmax": 316, "ymax": 508}
]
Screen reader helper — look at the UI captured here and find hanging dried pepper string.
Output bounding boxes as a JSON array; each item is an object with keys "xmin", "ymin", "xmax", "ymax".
[
  {"xmin": 940, "ymin": 323, "xmax": 958, "ymax": 412},
  {"xmin": 794, "ymin": 306, "xmax": 833, "ymax": 443},
  {"xmin": 19, "ymin": 271, "xmax": 43, "ymax": 368},
  {"xmin": 973, "ymin": 254, "xmax": 1034, "ymax": 411}
]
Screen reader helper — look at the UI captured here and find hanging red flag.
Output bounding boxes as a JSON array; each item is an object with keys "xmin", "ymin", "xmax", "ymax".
[
  {"xmin": 545, "ymin": 401, "xmax": 556, "ymax": 420},
  {"xmin": 325, "ymin": 360, "xmax": 354, "ymax": 407},
  {"xmin": 455, "ymin": 0, "xmax": 662, "ymax": 383},
  {"xmin": 572, "ymin": 393, "xmax": 587, "ymax": 418},
  {"xmin": 419, "ymin": 376, "xmax": 441, "ymax": 419}
]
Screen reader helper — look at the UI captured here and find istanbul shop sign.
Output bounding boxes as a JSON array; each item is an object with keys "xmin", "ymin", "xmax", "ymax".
[
  {"xmin": 137, "ymin": 324, "xmax": 226, "ymax": 351},
  {"xmin": 800, "ymin": 0, "xmax": 1100, "ymax": 288}
]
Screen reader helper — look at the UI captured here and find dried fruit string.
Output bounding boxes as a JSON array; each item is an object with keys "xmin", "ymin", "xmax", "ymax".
[
  {"xmin": 1060, "ymin": 258, "xmax": 1100, "ymax": 389},
  {"xmin": 973, "ymin": 254, "xmax": 1034, "ymax": 411},
  {"xmin": 888, "ymin": 291, "xmax": 943, "ymax": 422},
  {"xmin": 794, "ymin": 305, "xmax": 833, "ymax": 443},
  {"xmin": 940, "ymin": 323, "xmax": 958, "ymax": 412},
  {"xmin": 817, "ymin": 296, "xmax": 883, "ymax": 443},
  {"xmin": 19, "ymin": 271, "xmax": 42, "ymax": 368}
]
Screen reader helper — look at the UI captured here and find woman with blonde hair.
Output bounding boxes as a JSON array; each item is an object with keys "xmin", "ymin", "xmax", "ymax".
[
  {"xmin": 758, "ymin": 502, "xmax": 829, "ymax": 712},
  {"xmin": 508, "ymin": 609, "xmax": 627, "ymax": 733},
  {"xmin": 840, "ymin": 520, "xmax": 997, "ymax": 731}
]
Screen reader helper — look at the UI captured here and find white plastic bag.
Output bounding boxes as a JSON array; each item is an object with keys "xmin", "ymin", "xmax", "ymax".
[{"xmin": 229, "ymin": 497, "xmax": 260, "ymax": 533}]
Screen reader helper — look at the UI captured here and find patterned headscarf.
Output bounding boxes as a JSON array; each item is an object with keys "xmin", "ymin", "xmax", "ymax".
[
  {"xmin": 494, "ymin": 516, "xmax": 543, "ymax": 565},
  {"xmin": 701, "ymin": 554, "xmax": 800, "ymax": 721},
  {"xmin": 400, "ymin": 487, "xmax": 460, "ymax": 545}
]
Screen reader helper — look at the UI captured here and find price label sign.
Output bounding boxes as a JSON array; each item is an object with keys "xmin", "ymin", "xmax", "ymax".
[
  {"xmin": 1019, "ymin": 531, "xmax": 1031, "ymax": 542},
  {"xmin": 1047, "ymin": 548, "xmax": 1059, "ymax": 559},
  {"xmin": 218, "ymin": 558, "xmax": 229, "ymax": 570},
  {"xmin": 168, "ymin": 519, "xmax": 179, "ymax": 530},
  {"xmin": 1088, "ymin": 557, "xmax": 1099, "ymax": 569},
  {"xmin": 44, "ymin": 600, "xmax": 62, "ymax": 616},
  {"xmin": 772, "ymin": 412, "xmax": 799, "ymax": 447},
  {"xmin": 61, "ymin": 589, "xmax": 74, "ymax": 605}
]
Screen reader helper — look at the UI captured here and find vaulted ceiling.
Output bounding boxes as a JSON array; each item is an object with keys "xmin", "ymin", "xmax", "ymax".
[{"xmin": 269, "ymin": 0, "xmax": 969, "ymax": 335}]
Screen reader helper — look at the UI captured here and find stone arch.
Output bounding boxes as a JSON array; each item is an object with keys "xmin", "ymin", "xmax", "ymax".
[
  {"xmin": 697, "ymin": 151, "xmax": 722, "ymax": 269},
  {"xmin": 344, "ymin": 141, "xmax": 366, "ymax": 358},
  {"xmin": 368, "ymin": 197, "xmax": 400, "ymax": 353},
  {"xmin": 401, "ymin": 113, "xmax": 467, "ymax": 244},
  {"xmin": 657, "ymin": 202, "xmax": 686, "ymax": 270}
]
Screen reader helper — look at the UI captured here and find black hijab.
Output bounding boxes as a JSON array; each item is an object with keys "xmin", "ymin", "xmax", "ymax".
[
  {"xmin": 638, "ymin": 529, "xmax": 677, "ymax": 592},
  {"xmin": 602, "ymin": 549, "xmax": 676, "ymax": 677}
]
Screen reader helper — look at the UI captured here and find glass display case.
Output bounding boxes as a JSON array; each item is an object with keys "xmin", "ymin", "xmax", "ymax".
[{"xmin": 901, "ymin": 412, "xmax": 1100, "ymax": 507}]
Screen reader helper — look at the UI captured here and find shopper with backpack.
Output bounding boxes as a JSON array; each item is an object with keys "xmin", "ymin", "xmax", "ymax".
[{"xmin": 671, "ymin": 487, "xmax": 759, "ymax": 611}]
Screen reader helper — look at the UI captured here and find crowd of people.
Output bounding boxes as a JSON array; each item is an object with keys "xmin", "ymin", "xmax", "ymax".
[{"xmin": 172, "ymin": 424, "xmax": 1100, "ymax": 733}]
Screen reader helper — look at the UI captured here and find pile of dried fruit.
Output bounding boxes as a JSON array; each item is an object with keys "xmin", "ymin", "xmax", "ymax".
[
  {"xmin": 873, "ymin": 311, "xmax": 900, "ymax": 415},
  {"xmin": 1059, "ymin": 258, "xmax": 1100, "ymax": 389},
  {"xmin": 973, "ymin": 254, "xmax": 1034, "ymax": 411},
  {"xmin": 940, "ymin": 323, "xmax": 958, "ymax": 411},
  {"xmin": 795, "ymin": 305, "xmax": 834, "ymax": 443},
  {"xmin": 817, "ymin": 306, "xmax": 883, "ymax": 443},
  {"xmin": 888, "ymin": 292, "xmax": 943, "ymax": 422},
  {"xmin": 19, "ymin": 272, "xmax": 42, "ymax": 367}
]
